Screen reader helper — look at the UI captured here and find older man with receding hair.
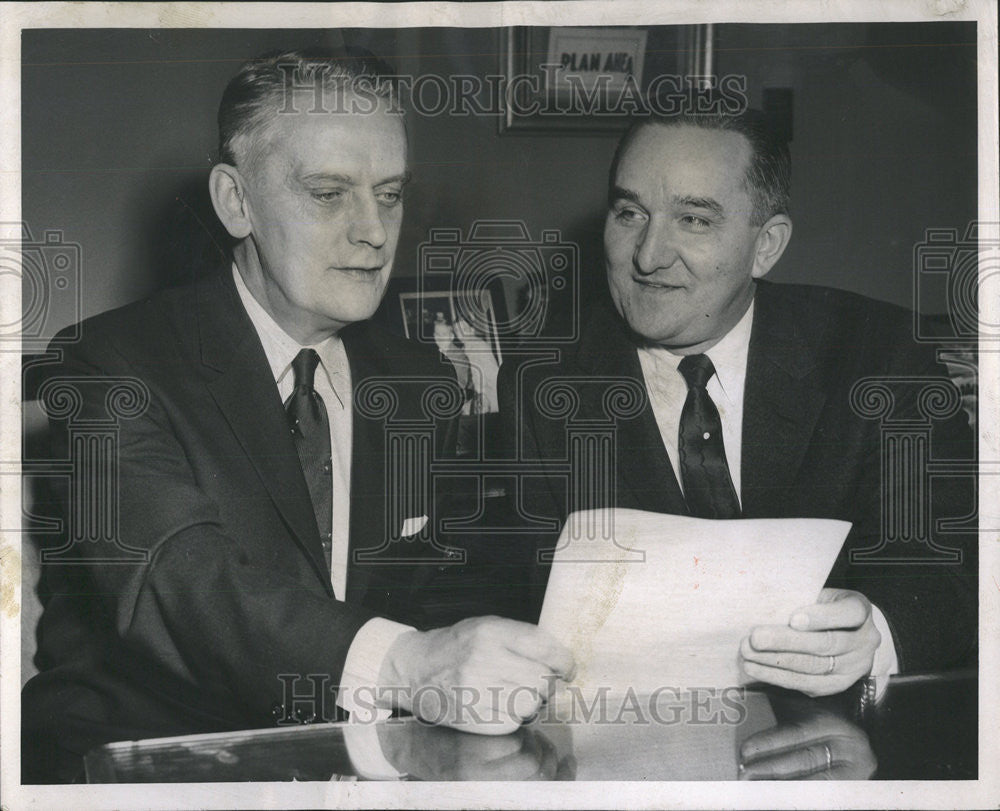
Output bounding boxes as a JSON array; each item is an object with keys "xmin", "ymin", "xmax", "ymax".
[{"xmin": 23, "ymin": 49, "xmax": 573, "ymax": 783}]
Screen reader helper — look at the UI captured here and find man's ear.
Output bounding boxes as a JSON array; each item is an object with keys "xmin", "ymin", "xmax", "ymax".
[
  {"xmin": 751, "ymin": 214, "xmax": 792, "ymax": 279},
  {"xmin": 208, "ymin": 164, "xmax": 252, "ymax": 240}
]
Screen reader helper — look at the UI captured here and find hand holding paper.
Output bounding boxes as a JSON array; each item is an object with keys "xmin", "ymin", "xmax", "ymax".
[
  {"xmin": 537, "ymin": 509, "xmax": 851, "ymax": 692},
  {"xmin": 739, "ymin": 587, "xmax": 881, "ymax": 696},
  {"xmin": 380, "ymin": 617, "xmax": 575, "ymax": 735}
]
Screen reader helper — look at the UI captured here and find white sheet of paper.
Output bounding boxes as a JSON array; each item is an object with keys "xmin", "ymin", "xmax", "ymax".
[{"xmin": 538, "ymin": 509, "xmax": 851, "ymax": 691}]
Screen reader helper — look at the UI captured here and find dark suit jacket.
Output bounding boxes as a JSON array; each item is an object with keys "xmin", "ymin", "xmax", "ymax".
[
  {"xmin": 498, "ymin": 280, "xmax": 977, "ymax": 676},
  {"xmin": 23, "ymin": 268, "xmax": 458, "ymax": 782}
]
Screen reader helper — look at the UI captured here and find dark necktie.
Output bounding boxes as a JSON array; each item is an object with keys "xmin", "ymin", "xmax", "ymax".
[
  {"xmin": 677, "ymin": 354, "xmax": 741, "ymax": 519},
  {"xmin": 286, "ymin": 348, "xmax": 333, "ymax": 573}
]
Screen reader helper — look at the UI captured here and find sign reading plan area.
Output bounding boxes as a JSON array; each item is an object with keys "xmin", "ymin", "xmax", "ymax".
[{"xmin": 546, "ymin": 27, "xmax": 647, "ymax": 94}]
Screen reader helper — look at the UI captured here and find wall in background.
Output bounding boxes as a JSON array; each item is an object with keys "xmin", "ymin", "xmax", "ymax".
[
  {"xmin": 714, "ymin": 23, "xmax": 977, "ymax": 312},
  {"xmin": 21, "ymin": 22, "xmax": 977, "ymax": 339}
]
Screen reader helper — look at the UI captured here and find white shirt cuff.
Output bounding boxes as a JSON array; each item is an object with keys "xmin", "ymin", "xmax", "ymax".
[
  {"xmin": 342, "ymin": 720, "xmax": 406, "ymax": 780},
  {"xmin": 338, "ymin": 617, "xmax": 414, "ymax": 723},
  {"xmin": 869, "ymin": 603, "xmax": 899, "ymax": 700}
]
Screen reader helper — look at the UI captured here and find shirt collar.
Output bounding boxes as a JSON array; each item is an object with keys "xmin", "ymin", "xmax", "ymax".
[
  {"xmin": 232, "ymin": 263, "xmax": 342, "ymax": 390},
  {"xmin": 705, "ymin": 299, "xmax": 754, "ymax": 403},
  {"xmin": 638, "ymin": 299, "xmax": 755, "ymax": 405}
]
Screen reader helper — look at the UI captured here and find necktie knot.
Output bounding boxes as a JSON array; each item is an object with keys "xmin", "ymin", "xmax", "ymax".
[
  {"xmin": 292, "ymin": 348, "xmax": 321, "ymax": 392},
  {"xmin": 678, "ymin": 353, "xmax": 716, "ymax": 390}
]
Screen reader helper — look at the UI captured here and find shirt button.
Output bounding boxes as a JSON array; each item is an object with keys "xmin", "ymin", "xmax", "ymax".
[
  {"xmin": 322, "ymin": 459, "xmax": 332, "ymax": 474},
  {"xmin": 703, "ymin": 432, "xmax": 711, "ymax": 440}
]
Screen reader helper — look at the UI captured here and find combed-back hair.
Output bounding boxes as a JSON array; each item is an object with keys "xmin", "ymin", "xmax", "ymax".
[
  {"xmin": 608, "ymin": 109, "xmax": 791, "ymax": 226},
  {"xmin": 217, "ymin": 46, "xmax": 400, "ymax": 171}
]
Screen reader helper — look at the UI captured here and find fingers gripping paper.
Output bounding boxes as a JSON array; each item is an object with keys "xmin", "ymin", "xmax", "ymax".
[{"xmin": 538, "ymin": 509, "xmax": 850, "ymax": 691}]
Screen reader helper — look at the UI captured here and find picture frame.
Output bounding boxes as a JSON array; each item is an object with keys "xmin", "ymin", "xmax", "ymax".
[
  {"xmin": 500, "ymin": 24, "xmax": 714, "ymax": 133},
  {"xmin": 398, "ymin": 289, "xmax": 504, "ymax": 415}
]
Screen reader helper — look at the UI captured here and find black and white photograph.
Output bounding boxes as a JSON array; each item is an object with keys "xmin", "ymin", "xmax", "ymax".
[
  {"xmin": 0, "ymin": 1, "xmax": 996, "ymax": 809},
  {"xmin": 399, "ymin": 289, "xmax": 502, "ymax": 414}
]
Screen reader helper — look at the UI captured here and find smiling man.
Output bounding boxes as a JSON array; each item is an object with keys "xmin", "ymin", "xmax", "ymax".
[
  {"xmin": 500, "ymin": 111, "xmax": 976, "ymax": 699},
  {"xmin": 22, "ymin": 50, "xmax": 573, "ymax": 783},
  {"xmin": 604, "ymin": 123, "xmax": 787, "ymax": 355}
]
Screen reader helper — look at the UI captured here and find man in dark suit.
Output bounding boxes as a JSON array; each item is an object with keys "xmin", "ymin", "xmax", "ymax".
[
  {"xmin": 22, "ymin": 50, "xmax": 572, "ymax": 782},
  {"xmin": 500, "ymin": 111, "xmax": 976, "ymax": 698}
]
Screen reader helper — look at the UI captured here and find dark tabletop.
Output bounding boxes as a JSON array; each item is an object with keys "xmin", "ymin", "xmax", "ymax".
[{"xmin": 83, "ymin": 670, "xmax": 977, "ymax": 783}]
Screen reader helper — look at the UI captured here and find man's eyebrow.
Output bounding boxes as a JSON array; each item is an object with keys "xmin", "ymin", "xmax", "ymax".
[
  {"xmin": 299, "ymin": 171, "xmax": 412, "ymax": 186},
  {"xmin": 673, "ymin": 195, "xmax": 724, "ymax": 218},
  {"xmin": 300, "ymin": 172, "xmax": 353, "ymax": 185},
  {"xmin": 378, "ymin": 171, "xmax": 412, "ymax": 187},
  {"xmin": 609, "ymin": 185, "xmax": 641, "ymax": 205}
]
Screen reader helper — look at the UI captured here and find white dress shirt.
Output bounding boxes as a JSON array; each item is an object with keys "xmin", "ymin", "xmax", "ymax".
[
  {"xmin": 233, "ymin": 266, "xmax": 412, "ymax": 723},
  {"xmin": 637, "ymin": 301, "xmax": 753, "ymax": 502},
  {"xmin": 634, "ymin": 298, "xmax": 898, "ymax": 687}
]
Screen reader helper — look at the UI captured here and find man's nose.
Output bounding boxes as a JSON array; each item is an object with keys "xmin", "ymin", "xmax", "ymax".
[
  {"xmin": 346, "ymin": 193, "xmax": 388, "ymax": 249},
  {"xmin": 633, "ymin": 220, "xmax": 677, "ymax": 276}
]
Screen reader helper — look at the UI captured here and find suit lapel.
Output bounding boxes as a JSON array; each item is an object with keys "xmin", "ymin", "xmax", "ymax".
[
  {"xmin": 342, "ymin": 325, "xmax": 460, "ymax": 614},
  {"xmin": 340, "ymin": 324, "xmax": 387, "ymax": 604},
  {"xmin": 197, "ymin": 270, "xmax": 333, "ymax": 594},
  {"xmin": 578, "ymin": 307, "xmax": 687, "ymax": 515},
  {"xmin": 740, "ymin": 282, "xmax": 827, "ymax": 518}
]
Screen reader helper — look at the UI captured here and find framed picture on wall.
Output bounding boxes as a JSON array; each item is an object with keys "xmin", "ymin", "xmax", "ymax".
[
  {"xmin": 398, "ymin": 289, "xmax": 503, "ymax": 415},
  {"xmin": 500, "ymin": 24, "xmax": 714, "ymax": 133}
]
